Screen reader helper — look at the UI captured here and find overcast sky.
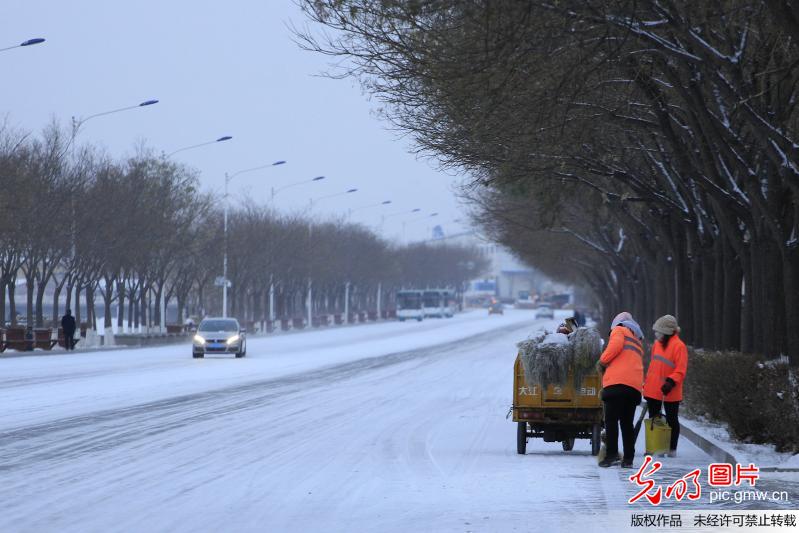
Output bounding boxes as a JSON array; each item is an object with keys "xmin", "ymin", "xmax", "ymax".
[{"xmin": 1, "ymin": 1, "xmax": 470, "ymax": 243}]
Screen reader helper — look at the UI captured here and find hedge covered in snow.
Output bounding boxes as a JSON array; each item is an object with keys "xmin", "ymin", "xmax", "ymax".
[{"xmin": 683, "ymin": 350, "xmax": 799, "ymax": 454}]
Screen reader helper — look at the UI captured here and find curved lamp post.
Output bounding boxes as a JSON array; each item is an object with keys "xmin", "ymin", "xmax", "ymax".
[
  {"xmin": 271, "ymin": 175, "xmax": 325, "ymax": 201},
  {"xmin": 403, "ymin": 212, "xmax": 438, "ymax": 243},
  {"xmin": 348, "ymin": 200, "xmax": 392, "ymax": 218},
  {"xmin": 166, "ymin": 135, "xmax": 232, "ymax": 158},
  {"xmin": 221, "ymin": 160, "xmax": 286, "ymax": 318},
  {"xmin": 0, "ymin": 37, "xmax": 45, "ymax": 54},
  {"xmin": 306, "ymin": 188, "xmax": 359, "ymax": 326}
]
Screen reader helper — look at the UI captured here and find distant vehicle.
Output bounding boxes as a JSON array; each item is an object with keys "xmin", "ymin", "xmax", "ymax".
[
  {"xmin": 464, "ymin": 278, "xmax": 497, "ymax": 308},
  {"xmin": 192, "ymin": 317, "xmax": 246, "ymax": 358},
  {"xmin": 397, "ymin": 290, "xmax": 424, "ymax": 322},
  {"xmin": 549, "ymin": 293, "xmax": 572, "ymax": 309},
  {"xmin": 514, "ymin": 291, "xmax": 536, "ymax": 309},
  {"xmin": 423, "ymin": 289, "xmax": 455, "ymax": 318},
  {"xmin": 488, "ymin": 301, "xmax": 504, "ymax": 315},
  {"xmin": 535, "ymin": 305, "xmax": 554, "ymax": 319}
]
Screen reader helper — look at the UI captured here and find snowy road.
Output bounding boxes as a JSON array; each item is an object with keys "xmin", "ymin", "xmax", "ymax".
[{"xmin": 1, "ymin": 310, "xmax": 793, "ymax": 532}]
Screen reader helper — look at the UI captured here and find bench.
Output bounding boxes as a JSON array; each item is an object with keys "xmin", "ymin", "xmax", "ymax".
[
  {"xmin": 334, "ymin": 314, "xmax": 343, "ymax": 325},
  {"xmin": 292, "ymin": 317, "xmax": 305, "ymax": 330},
  {"xmin": 4, "ymin": 326, "xmax": 31, "ymax": 351},
  {"xmin": 33, "ymin": 328, "xmax": 58, "ymax": 350},
  {"xmin": 367, "ymin": 311, "xmax": 378, "ymax": 321}
]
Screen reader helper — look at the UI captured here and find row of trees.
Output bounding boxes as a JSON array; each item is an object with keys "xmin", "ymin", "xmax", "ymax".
[
  {"xmin": 299, "ymin": 0, "xmax": 799, "ymax": 364},
  {"xmin": 0, "ymin": 122, "xmax": 486, "ymax": 338}
]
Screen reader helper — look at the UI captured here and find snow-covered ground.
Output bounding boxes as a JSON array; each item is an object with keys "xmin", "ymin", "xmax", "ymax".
[{"xmin": 1, "ymin": 309, "xmax": 796, "ymax": 532}]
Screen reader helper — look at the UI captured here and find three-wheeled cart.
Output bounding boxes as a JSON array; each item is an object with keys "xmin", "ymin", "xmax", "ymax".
[{"xmin": 511, "ymin": 354, "xmax": 603, "ymax": 455}]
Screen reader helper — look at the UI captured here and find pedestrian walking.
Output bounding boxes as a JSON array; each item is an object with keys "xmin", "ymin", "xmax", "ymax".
[
  {"xmin": 61, "ymin": 309, "xmax": 76, "ymax": 350},
  {"xmin": 597, "ymin": 311, "xmax": 644, "ymax": 468},
  {"xmin": 643, "ymin": 314, "xmax": 688, "ymax": 457}
]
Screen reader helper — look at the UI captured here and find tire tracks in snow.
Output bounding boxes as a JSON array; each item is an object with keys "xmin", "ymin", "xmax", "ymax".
[{"xmin": 0, "ymin": 321, "xmax": 533, "ymax": 473}]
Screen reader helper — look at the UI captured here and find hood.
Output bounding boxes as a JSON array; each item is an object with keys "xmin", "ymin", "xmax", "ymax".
[{"xmin": 615, "ymin": 319, "xmax": 644, "ymax": 340}]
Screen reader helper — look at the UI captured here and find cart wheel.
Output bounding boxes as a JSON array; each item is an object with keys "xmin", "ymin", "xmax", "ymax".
[
  {"xmin": 516, "ymin": 421, "xmax": 527, "ymax": 455},
  {"xmin": 591, "ymin": 423, "xmax": 601, "ymax": 456},
  {"xmin": 562, "ymin": 438, "xmax": 575, "ymax": 452}
]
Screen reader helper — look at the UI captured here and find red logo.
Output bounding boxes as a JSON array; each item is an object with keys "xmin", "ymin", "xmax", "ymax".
[{"xmin": 627, "ymin": 457, "xmax": 759, "ymax": 505}]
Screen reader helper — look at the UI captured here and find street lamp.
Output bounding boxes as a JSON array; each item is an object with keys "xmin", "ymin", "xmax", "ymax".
[
  {"xmin": 156, "ymin": 135, "xmax": 233, "ymax": 328},
  {"xmin": 0, "ymin": 37, "xmax": 46, "ymax": 54},
  {"xmin": 64, "ymin": 98, "xmax": 159, "ymax": 342},
  {"xmin": 306, "ymin": 188, "xmax": 358, "ymax": 326},
  {"xmin": 348, "ymin": 199, "xmax": 392, "ymax": 218},
  {"xmin": 221, "ymin": 160, "xmax": 287, "ymax": 318},
  {"xmin": 380, "ymin": 207, "xmax": 421, "ymax": 230},
  {"xmin": 311, "ymin": 188, "xmax": 358, "ymax": 206},
  {"xmin": 67, "ymin": 99, "xmax": 159, "ymax": 155},
  {"xmin": 166, "ymin": 135, "xmax": 232, "ymax": 158},
  {"xmin": 403, "ymin": 212, "xmax": 438, "ymax": 243},
  {"xmin": 271, "ymin": 175, "xmax": 326, "ymax": 201}
]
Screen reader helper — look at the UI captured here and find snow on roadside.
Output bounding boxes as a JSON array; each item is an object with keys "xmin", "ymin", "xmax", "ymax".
[{"xmin": 682, "ymin": 415, "xmax": 799, "ymax": 470}]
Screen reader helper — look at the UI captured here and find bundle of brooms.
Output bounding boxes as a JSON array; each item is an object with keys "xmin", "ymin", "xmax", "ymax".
[{"xmin": 518, "ymin": 327, "xmax": 603, "ymax": 389}]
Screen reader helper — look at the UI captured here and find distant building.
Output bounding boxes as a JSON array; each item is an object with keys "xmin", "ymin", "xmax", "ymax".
[{"xmin": 423, "ymin": 227, "xmax": 549, "ymax": 304}]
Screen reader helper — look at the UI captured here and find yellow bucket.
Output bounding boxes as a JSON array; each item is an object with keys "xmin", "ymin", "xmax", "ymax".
[{"xmin": 645, "ymin": 417, "xmax": 672, "ymax": 455}]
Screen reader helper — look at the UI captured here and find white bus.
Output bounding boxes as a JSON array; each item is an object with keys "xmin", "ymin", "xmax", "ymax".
[
  {"xmin": 396, "ymin": 290, "xmax": 425, "ymax": 322},
  {"xmin": 423, "ymin": 289, "xmax": 455, "ymax": 318}
]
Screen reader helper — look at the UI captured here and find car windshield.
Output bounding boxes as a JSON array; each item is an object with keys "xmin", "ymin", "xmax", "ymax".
[{"xmin": 198, "ymin": 319, "xmax": 239, "ymax": 332}]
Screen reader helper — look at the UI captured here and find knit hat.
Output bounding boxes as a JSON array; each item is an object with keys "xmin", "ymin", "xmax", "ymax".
[{"xmin": 653, "ymin": 315, "xmax": 680, "ymax": 335}]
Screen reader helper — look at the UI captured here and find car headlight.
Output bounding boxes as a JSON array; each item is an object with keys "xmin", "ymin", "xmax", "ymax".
[
  {"xmin": 226, "ymin": 334, "xmax": 240, "ymax": 345},
  {"xmin": 193, "ymin": 334, "xmax": 206, "ymax": 345}
]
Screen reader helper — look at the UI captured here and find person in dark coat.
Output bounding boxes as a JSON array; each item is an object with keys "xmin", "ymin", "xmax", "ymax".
[{"xmin": 61, "ymin": 309, "xmax": 76, "ymax": 350}]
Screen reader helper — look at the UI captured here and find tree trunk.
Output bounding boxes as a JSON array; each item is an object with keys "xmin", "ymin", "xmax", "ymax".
[
  {"xmin": 103, "ymin": 282, "xmax": 113, "ymax": 330},
  {"xmin": 690, "ymin": 256, "xmax": 704, "ymax": 348},
  {"xmin": 712, "ymin": 239, "xmax": 725, "ymax": 349},
  {"xmin": 65, "ymin": 283, "xmax": 73, "ymax": 319},
  {"xmin": 117, "ymin": 280, "xmax": 126, "ymax": 332},
  {"xmin": 132, "ymin": 290, "xmax": 139, "ymax": 330},
  {"xmin": 758, "ymin": 240, "xmax": 786, "ymax": 357},
  {"xmin": 140, "ymin": 287, "xmax": 148, "ymax": 332},
  {"xmin": 9, "ymin": 281, "xmax": 18, "ymax": 325},
  {"xmin": 701, "ymin": 252, "xmax": 716, "ymax": 349},
  {"xmin": 25, "ymin": 273, "xmax": 35, "ymax": 328},
  {"xmin": 721, "ymin": 238, "xmax": 742, "ymax": 351},
  {"xmin": 52, "ymin": 282, "xmax": 62, "ymax": 328},
  {"xmin": 35, "ymin": 278, "xmax": 47, "ymax": 327},
  {"xmin": 0, "ymin": 279, "xmax": 6, "ymax": 327},
  {"xmin": 675, "ymin": 248, "xmax": 693, "ymax": 346},
  {"xmin": 781, "ymin": 248, "xmax": 799, "ymax": 365}
]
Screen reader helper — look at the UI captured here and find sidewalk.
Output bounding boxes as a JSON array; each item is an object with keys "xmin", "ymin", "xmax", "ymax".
[{"xmin": 681, "ymin": 414, "xmax": 799, "ymax": 472}]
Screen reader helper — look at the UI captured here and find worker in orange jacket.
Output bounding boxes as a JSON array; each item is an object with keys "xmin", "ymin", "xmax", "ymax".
[
  {"xmin": 643, "ymin": 314, "xmax": 687, "ymax": 457},
  {"xmin": 597, "ymin": 311, "xmax": 644, "ymax": 468}
]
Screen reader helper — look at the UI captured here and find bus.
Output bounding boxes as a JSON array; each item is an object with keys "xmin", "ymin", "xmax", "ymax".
[
  {"xmin": 396, "ymin": 290, "xmax": 424, "ymax": 321},
  {"xmin": 423, "ymin": 289, "xmax": 455, "ymax": 318}
]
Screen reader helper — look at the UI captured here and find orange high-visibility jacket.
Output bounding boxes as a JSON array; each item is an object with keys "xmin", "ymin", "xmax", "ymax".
[
  {"xmin": 643, "ymin": 334, "xmax": 688, "ymax": 401},
  {"xmin": 599, "ymin": 325, "xmax": 644, "ymax": 392}
]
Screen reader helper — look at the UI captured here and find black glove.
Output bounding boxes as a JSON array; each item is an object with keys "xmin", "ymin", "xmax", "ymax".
[{"xmin": 661, "ymin": 377, "xmax": 676, "ymax": 395}]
